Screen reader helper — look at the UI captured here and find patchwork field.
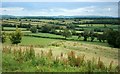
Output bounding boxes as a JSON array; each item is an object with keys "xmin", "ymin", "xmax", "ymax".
[{"xmin": 1, "ymin": 18, "xmax": 120, "ymax": 72}]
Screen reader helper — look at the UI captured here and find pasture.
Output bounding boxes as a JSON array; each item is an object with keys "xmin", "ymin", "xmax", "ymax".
[{"xmin": 1, "ymin": 18, "xmax": 119, "ymax": 72}]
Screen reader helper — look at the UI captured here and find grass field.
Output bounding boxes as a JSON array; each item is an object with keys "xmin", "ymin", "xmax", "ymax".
[
  {"xmin": 2, "ymin": 18, "xmax": 119, "ymax": 72},
  {"xmin": 3, "ymin": 27, "xmax": 27, "ymax": 31}
]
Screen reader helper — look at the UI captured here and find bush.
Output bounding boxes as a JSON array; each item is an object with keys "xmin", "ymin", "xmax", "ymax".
[
  {"xmin": 2, "ymin": 46, "xmax": 118, "ymax": 72},
  {"xmin": 41, "ymin": 25, "xmax": 53, "ymax": 33},
  {"xmin": 9, "ymin": 27, "xmax": 23, "ymax": 44},
  {"xmin": 61, "ymin": 29, "xmax": 72, "ymax": 39},
  {"xmin": 30, "ymin": 26, "xmax": 38, "ymax": 33},
  {"xmin": 83, "ymin": 30, "xmax": 89, "ymax": 41},
  {"xmin": 1, "ymin": 32, "xmax": 6, "ymax": 43},
  {"xmin": 107, "ymin": 30, "xmax": 120, "ymax": 48}
]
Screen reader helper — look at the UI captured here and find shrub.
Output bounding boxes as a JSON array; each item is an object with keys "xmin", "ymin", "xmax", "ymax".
[
  {"xmin": 83, "ymin": 30, "xmax": 89, "ymax": 41},
  {"xmin": 30, "ymin": 26, "xmax": 38, "ymax": 33},
  {"xmin": 61, "ymin": 29, "xmax": 72, "ymax": 39},
  {"xmin": 9, "ymin": 26, "xmax": 23, "ymax": 44},
  {"xmin": 1, "ymin": 32, "xmax": 6, "ymax": 43},
  {"xmin": 2, "ymin": 45, "xmax": 118, "ymax": 72},
  {"xmin": 41, "ymin": 25, "xmax": 53, "ymax": 33},
  {"xmin": 106, "ymin": 29, "xmax": 120, "ymax": 48}
]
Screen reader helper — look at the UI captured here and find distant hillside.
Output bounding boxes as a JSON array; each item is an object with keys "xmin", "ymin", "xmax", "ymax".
[{"xmin": 1, "ymin": 15, "xmax": 117, "ymax": 19}]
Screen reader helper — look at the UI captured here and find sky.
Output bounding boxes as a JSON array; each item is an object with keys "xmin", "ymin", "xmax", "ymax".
[
  {"xmin": 1, "ymin": 0, "xmax": 120, "ymax": 2},
  {"xmin": 0, "ymin": 1, "xmax": 119, "ymax": 17}
]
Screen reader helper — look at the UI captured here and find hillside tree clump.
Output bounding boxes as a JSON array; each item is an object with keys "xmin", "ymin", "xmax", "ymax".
[
  {"xmin": 106, "ymin": 29, "xmax": 120, "ymax": 48},
  {"xmin": 41, "ymin": 25, "xmax": 53, "ymax": 33},
  {"xmin": 89, "ymin": 30, "xmax": 95, "ymax": 42},
  {"xmin": 83, "ymin": 30, "xmax": 89, "ymax": 41},
  {"xmin": 9, "ymin": 26, "xmax": 23, "ymax": 44},
  {"xmin": 30, "ymin": 26, "xmax": 38, "ymax": 33},
  {"xmin": 62, "ymin": 29, "xmax": 72, "ymax": 39}
]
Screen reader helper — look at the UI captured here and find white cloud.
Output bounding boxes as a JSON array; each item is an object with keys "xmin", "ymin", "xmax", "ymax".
[
  {"xmin": 0, "ymin": 7, "xmax": 24, "ymax": 11},
  {"xmin": 0, "ymin": 6, "xmax": 117, "ymax": 17},
  {"xmin": 0, "ymin": 7, "xmax": 25, "ymax": 15}
]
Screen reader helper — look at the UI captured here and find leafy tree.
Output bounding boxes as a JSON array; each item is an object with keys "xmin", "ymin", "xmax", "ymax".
[
  {"xmin": 89, "ymin": 30, "xmax": 95, "ymax": 42},
  {"xmin": 71, "ymin": 30, "xmax": 76, "ymax": 35},
  {"xmin": 27, "ymin": 23, "xmax": 31, "ymax": 30},
  {"xmin": 9, "ymin": 26, "xmax": 22, "ymax": 44},
  {"xmin": 1, "ymin": 32, "xmax": 6, "ymax": 43},
  {"xmin": 66, "ymin": 24, "xmax": 75, "ymax": 29},
  {"xmin": 78, "ymin": 33, "xmax": 82, "ymax": 40},
  {"xmin": 116, "ymin": 36, "xmax": 120, "ymax": 48},
  {"xmin": 83, "ymin": 30, "xmax": 89, "ymax": 41},
  {"xmin": 41, "ymin": 25, "xmax": 53, "ymax": 33},
  {"xmin": 62, "ymin": 29, "xmax": 72, "ymax": 39},
  {"xmin": 30, "ymin": 26, "xmax": 37, "ymax": 33},
  {"xmin": 106, "ymin": 29, "xmax": 120, "ymax": 48}
]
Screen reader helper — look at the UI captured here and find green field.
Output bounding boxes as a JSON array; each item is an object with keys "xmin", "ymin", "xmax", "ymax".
[{"xmin": 2, "ymin": 18, "xmax": 119, "ymax": 72}]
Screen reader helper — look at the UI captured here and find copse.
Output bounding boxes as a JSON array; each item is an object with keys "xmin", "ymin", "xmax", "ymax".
[
  {"xmin": 41, "ymin": 25, "xmax": 53, "ymax": 33},
  {"xmin": 30, "ymin": 26, "xmax": 38, "ymax": 33},
  {"xmin": 9, "ymin": 26, "xmax": 23, "ymax": 44},
  {"xmin": 62, "ymin": 29, "xmax": 72, "ymax": 39},
  {"xmin": 106, "ymin": 29, "xmax": 120, "ymax": 48}
]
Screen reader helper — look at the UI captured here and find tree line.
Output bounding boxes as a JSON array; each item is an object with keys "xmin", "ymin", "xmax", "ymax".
[{"xmin": 1, "ymin": 25, "xmax": 120, "ymax": 48}]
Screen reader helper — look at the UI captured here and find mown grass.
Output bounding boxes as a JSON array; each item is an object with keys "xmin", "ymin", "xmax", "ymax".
[
  {"xmin": 2, "ymin": 45, "xmax": 119, "ymax": 72},
  {"xmin": 3, "ymin": 27, "xmax": 27, "ymax": 31},
  {"xmin": 20, "ymin": 36, "xmax": 58, "ymax": 47},
  {"xmin": 25, "ymin": 33, "xmax": 109, "ymax": 47},
  {"xmin": 4, "ymin": 32, "xmax": 109, "ymax": 47}
]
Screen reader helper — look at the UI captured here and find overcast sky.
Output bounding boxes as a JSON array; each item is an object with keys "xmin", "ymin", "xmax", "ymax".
[{"xmin": 0, "ymin": 1, "xmax": 119, "ymax": 17}]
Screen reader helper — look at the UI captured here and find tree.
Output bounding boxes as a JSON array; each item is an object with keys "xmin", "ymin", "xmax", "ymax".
[
  {"xmin": 30, "ymin": 26, "xmax": 37, "ymax": 33},
  {"xmin": 62, "ymin": 29, "xmax": 72, "ymax": 39},
  {"xmin": 9, "ymin": 26, "xmax": 22, "ymax": 44},
  {"xmin": 78, "ymin": 33, "xmax": 82, "ymax": 40},
  {"xmin": 106, "ymin": 29, "xmax": 120, "ymax": 48},
  {"xmin": 116, "ymin": 36, "xmax": 120, "ymax": 48},
  {"xmin": 1, "ymin": 32, "xmax": 6, "ymax": 43},
  {"xmin": 89, "ymin": 30, "xmax": 95, "ymax": 42},
  {"xmin": 27, "ymin": 23, "xmax": 31, "ymax": 30},
  {"xmin": 41, "ymin": 25, "xmax": 53, "ymax": 33},
  {"xmin": 83, "ymin": 30, "xmax": 89, "ymax": 41}
]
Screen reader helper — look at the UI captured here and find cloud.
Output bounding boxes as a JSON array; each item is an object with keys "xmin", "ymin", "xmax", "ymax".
[
  {"xmin": 0, "ymin": 7, "xmax": 24, "ymax": 12},
  {"xmin": 0, "ymin": 5, "xmax": 117, "ymax": 17},
  {"xmin": 0, "ymin": 7, "xmax": 25, "ymax": 15}
]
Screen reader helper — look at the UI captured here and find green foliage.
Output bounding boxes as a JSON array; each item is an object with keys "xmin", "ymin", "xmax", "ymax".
[
  {"xmin": 83, "ymin": 30, "xmax": 89, "ymax": 41},
  {"xmin": 107, "ymin": 29, "xmax": 120, "ymax": 48},
  {"xmin": 1, "ymin": 32, "xmax": 6, "ymax": 43},
  {"xmin": 30, "ymin": 26, "xmax": 37, "ymax": 33},
  {"xmin": 41, "ymin": 25, "xmax": 53, "ymax": 33},
  {"xmin": 9, "ymin": 26, "xmax": 22, "ymax": 44},
  {"xmin": 62, "ymin": 29, "xmax": 72, "ymax": 39},
  {"xmin": 2, "ymin": 46, "xmax": 118, "ymax": 72},
  {"xmin": 89, "ymin": 30, "xmax": 95, "ymax": 42}
]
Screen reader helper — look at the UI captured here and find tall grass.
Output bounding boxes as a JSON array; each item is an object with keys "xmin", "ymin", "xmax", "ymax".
[{"xmin": 2, "ymin": 45, "xmax": 119, "ymax": 72}]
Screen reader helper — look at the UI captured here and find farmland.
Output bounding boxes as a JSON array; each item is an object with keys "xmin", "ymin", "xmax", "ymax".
[{"xmin": 1, "ymin": 17, "xmax": 120, "ymax": 72}]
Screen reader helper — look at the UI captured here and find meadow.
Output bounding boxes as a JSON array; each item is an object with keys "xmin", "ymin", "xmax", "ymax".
[{"xmin": 1, "ymin": 17, "xmax": 120, "ymax": 72}]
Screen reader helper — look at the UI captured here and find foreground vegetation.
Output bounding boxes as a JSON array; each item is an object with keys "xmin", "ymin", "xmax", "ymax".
[{"xmin": 2, "ymin": 45, "xmax": 119, "ymax": 72}]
